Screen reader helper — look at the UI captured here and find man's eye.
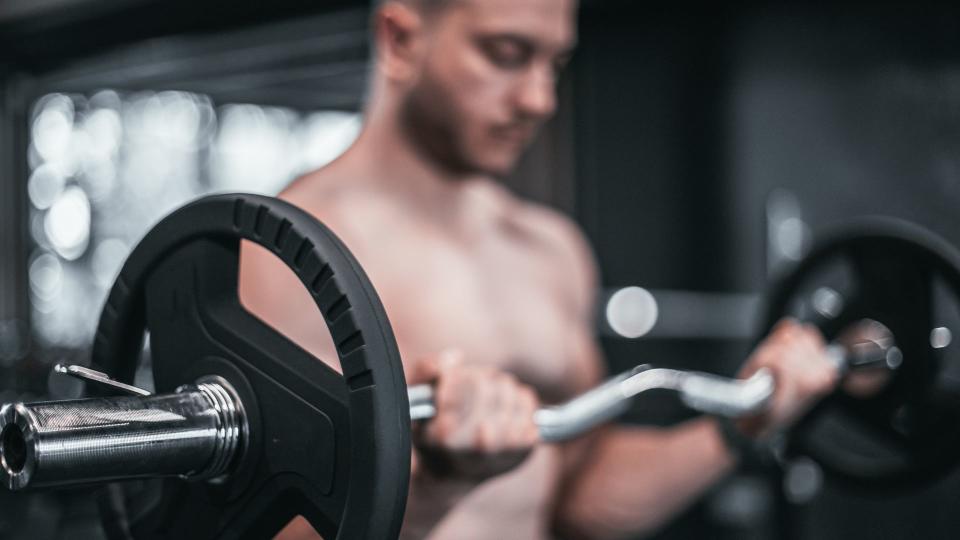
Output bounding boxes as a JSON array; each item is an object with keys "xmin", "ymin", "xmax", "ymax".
[{"xmin": 484, "ymin": 41, "xmax": 531, "ymax": 68}]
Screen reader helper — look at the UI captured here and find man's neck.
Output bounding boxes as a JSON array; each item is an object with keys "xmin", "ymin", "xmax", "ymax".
[{"xmin": 336, "ymin": 108, "xmax": 481, "ymax": 214}]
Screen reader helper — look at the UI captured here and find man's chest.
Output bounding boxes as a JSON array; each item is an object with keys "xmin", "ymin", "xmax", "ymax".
[{"xmin": 363, "ymin": 236, "xmax": 575, "ymax": 391}]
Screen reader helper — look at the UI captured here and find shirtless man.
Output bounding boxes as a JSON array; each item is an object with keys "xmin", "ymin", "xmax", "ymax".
[{"xmin": 239, "ymin": 0, "xmax": 840, "ymax": 538}]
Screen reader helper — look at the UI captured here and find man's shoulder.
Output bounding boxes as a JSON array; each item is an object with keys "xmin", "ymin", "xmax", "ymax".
[
  {"xmin": 469, "ymin": 180, "xmax": 587, "ymax": 257},
  {"xmin": 509, "ymin": 198, "xmax": 598, "ymax": 319},
  {"xmin": 282, "ymin": 167, "xmax": 354, "ymax": 209},
  {"xmin": 280, "ymin": 168, "xmax": 395, "ymax": 228},
  {"xmin": 509, "ymin": 196, "xmax": 594, "ymax": 272},
  {"xmin": 488, "ymin": 187, "xmax": 598, "ymax": 303}
]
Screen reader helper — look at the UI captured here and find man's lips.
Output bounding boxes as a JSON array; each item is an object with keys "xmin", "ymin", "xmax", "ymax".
[{"xmin": 492, "ymin": 125, "xmax": 535, "ymax": 145}]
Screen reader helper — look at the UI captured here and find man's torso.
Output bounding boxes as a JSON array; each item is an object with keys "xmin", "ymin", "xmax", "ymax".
[{"xmin": 241, "ymin": 171, "xmax": 593, "ymax": 539}]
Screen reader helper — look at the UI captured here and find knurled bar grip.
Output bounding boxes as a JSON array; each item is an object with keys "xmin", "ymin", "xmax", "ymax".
[{"xmin": 0, "ymin": 376, "xmax": 245, "ymax": 491}]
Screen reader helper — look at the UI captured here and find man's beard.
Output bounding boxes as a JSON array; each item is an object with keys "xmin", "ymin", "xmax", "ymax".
[{"xmin": 399, "ymin": 82, "xmax": 507, "ymax": 179}]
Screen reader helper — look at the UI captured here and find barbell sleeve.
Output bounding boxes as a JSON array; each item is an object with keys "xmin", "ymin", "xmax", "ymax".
[{"xmin": 0, "ymin": 376, "xmax": 246, "ymax": 491}]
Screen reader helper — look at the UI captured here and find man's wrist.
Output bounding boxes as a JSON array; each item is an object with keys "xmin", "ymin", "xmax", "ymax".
[
  {"xmin": 714, "ymin": 416, "xmax": 759, "ymax": 461},
  {"xmin": 411, "ymin": 447, "xmax": 476, "ymax": 495}
]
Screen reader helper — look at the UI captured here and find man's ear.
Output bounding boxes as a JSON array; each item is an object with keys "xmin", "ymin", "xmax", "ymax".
[{"xmin": 374, "ymin": 2, "xmax": 426, "ymax": 83}]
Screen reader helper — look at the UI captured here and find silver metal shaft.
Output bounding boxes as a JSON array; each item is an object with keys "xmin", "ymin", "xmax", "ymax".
[
  {"xmin": 0, "ymin": 376, "xmax": 245, "ymax": 491},
  {"xmin": 0, "ymin": 336, "xmax": 894, "ymax": 491},
  {"xmin": 407, "ymin": 367, "xmax": 773, "ymax": 442},
  {"xmin": 407, "ymin": 339, "xmax": 896, "ymax": 441}
]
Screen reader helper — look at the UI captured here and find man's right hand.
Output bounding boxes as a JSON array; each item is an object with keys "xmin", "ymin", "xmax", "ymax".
[
  {"xmin": 411, "ymin": 350, "xmax": 541, "ymax": 482},
  {"xmin": 735, "ymin": 318, "xmax": 840, "ymax": 439}
]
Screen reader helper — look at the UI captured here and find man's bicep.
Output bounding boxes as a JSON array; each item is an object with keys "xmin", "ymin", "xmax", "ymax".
[
  {"xmin": 563, "ymin": 221, "xmax": 605, "ymax": 392},
  {"xmin": 564, "ymin": 320, "xmax": 605, "ymax": 398}
]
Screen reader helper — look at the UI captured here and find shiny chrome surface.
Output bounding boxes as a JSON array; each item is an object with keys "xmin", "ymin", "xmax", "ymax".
[
  {"xmin": 408, "ymin": 368, "xmax": 644, "ymax": 442},
  {"xmin": 408, "ymin": 384, "xmax": 437, "ymax": 421},
  {"xmin": 0, "ymin": 377, "xmax": 246, "ymax": 491},
  {"xmin": 533, "ymin": 369, "xmax": 636, "ymax": 442},
  {"xmin": 408, "ymin": 334, "xmax": 897, "ymax": 441},
  {"xmin": 53, "ymin": 363, "xmax": 152, "ymax": 397},
  {"xmin": 672, "ymin": 369, "xmax": 776, "ymax": 418}
]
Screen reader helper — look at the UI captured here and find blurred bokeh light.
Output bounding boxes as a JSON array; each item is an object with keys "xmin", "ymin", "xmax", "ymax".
[{"xmin": 28, "ymin": 90, "xmax": 361, "ymax": 349}]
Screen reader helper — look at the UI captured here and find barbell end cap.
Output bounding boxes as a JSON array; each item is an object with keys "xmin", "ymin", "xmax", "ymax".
[{"xmin": 0, "ymin": 403, "xmax": 38, "ymax": 491}]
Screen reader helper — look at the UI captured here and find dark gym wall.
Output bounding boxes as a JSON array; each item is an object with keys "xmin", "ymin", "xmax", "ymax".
[
  {"xmin": 570, "ymin": 6, "xmax": 752, "ymax": 539},
  {"xmin": 0, "ymin": 74, "xmax": 29, "ymax": 391},
  {"xmin": 572, "ymin": 4, "xmax": 751, "ymax": 410},
  {"xmin": 571, "ymin": 3, "xmax": 960, "ymax": 540},
  {"xmin": 574, "ymin": 5, "xmax": 735, "ymax": 292},
  {"xmin": 728, "ymin": 6, "xmax": 960, "ymax": 289},
  {"xmin": 725, "ymin": 6, "xmax": 960, "ymax": 540},
  {"xmin": 0, "ymin": 0, "xmax": 361, "ymax": 72}
]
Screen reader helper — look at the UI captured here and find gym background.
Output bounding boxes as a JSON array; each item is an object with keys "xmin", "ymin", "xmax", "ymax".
[{"xmin": 1, "ymin": 0, "xmax": 959, "ymax": 538}]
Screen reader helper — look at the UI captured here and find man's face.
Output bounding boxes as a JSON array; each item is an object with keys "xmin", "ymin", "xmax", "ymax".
[{"xmin": 400, "ymin": 0, "xmax": 577, "ymax": 177}]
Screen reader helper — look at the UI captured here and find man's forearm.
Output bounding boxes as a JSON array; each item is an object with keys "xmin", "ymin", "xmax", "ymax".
[
  {"xmin": 400, "ymin": 450, "xmax": 478, "ymax": 539},
  {"xmin": 554, "ymin": 418, "xmax": 737, "ymax": 540}
]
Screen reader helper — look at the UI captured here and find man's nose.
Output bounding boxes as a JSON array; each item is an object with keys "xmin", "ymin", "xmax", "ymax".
[{"xmin": 514, "ymin": 66, "xmax": 557, "ymax": 120}]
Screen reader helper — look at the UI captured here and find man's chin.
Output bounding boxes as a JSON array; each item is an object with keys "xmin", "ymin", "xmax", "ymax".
[
  {"xmin": 440, "ymin": 147, "xmax": 522, "ymax": 178},
  {"xmin": 472, "ymin": 154, "xmax": 522, "ymax": 179}
]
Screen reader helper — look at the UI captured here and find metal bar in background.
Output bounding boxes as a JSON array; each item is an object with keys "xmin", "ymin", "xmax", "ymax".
[
  {"xmin": 31, "ymin": 8, "xmax": 371, "ymax": 109},
  {"xmin": 599, "ymin": 286, "xmax": 762, "ymax": 341},
  {"xmin": 0, "ymin": 0, "xmax": 150, "ymax": 25}
]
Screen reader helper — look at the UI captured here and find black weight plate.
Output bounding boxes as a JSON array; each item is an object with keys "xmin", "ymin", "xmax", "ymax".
[
  {"xmin": 761, "ymin": 217, "xmax": 960, "ymax": 491},
  {"xmin": 90, "ymin": 194, "xmax": 410, "ymax": 539}
]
